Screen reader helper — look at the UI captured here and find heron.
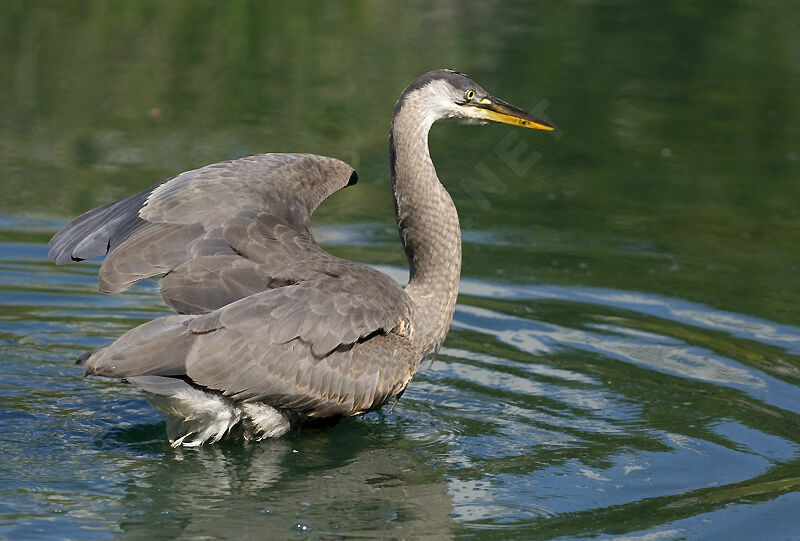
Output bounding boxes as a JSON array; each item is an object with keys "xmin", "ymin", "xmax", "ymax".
[{"xmin": 49, "ymin": 69, "xmax": 554, "ymax": 446}]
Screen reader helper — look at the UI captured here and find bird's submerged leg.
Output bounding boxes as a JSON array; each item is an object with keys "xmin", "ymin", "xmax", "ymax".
[
  {"xmin": 388, "ymin": 387, "xmax": 409, "ymax": 413},
  {"xmin": 426, "ymin": 351, "xmax": 438, "ymax": 369}
]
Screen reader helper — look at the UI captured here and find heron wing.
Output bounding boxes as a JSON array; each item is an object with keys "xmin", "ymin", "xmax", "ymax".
[
  {"xmin": 82, "ymin": 278, "xmax": 419, "ymax": 416},
  {"xmin": 48, "ymin": 153, "xmax": 361, "ymax": 312},
  {"xmin": 54, "ymin": 152, "xmax": 420, "ymax": 410}
]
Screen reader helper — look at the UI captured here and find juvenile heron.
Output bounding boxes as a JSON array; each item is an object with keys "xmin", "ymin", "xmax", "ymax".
[{"xmin": 50, "ymin": 69, "xmax": 554, "ymax": 446}]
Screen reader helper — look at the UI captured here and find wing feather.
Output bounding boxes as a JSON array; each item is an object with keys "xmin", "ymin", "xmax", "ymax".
[
  {"xmin": 54, "ymin": 152, "xmax": 421, "ymax": 418},
  {"xmin": 50, "ymin": 153, "xmax": 356, "ymax": 299},
  {"xmin": 82, "ymin": 277, "xmax": 418, "ymax": 416}
]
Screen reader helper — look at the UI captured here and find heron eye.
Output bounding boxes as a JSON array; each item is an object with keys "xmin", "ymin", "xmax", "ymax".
[{"xmin": 465, "ymin": 89, "xmax": 475, "ymax": 101}]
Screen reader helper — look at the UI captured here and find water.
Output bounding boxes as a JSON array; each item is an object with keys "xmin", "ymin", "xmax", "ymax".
[{"xmin": 2, "ymin": 2, "xmax": 799, "ymax": 539}]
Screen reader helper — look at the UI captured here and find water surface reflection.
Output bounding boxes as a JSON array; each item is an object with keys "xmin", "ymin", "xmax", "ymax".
[
  {"xmin": 1, "ymin": 227, "xmax": 798, "ymax": 539},
  {"xmin": 111, "ymin": 421, "xmax": 454, "ymax": 539}
]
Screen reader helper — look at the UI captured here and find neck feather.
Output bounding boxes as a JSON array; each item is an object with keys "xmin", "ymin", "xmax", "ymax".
[{"xmin": 389, "ymin": 94, "xmax": 461, "ymax": 353}]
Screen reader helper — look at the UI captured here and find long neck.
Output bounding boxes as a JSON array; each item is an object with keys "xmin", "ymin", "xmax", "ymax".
[{"xmin": 390, "ymin": 100, "xmax": 462, "ymax": 354}]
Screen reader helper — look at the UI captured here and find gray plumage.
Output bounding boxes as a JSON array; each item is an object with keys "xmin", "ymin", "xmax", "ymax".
[{"xmin": 49, "ymin": 69, "xmax": 553, "ymax": 444}]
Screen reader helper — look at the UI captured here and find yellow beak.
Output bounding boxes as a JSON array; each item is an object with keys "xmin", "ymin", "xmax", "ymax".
[{"xmin": 469, "ymin": 97, "xmax": 555, "ymax": 131}]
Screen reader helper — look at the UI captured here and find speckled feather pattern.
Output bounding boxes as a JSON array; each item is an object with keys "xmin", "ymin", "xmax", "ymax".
[{"xmin": 390, "ymin": 80, "xmax": 463, "ymax": 354}]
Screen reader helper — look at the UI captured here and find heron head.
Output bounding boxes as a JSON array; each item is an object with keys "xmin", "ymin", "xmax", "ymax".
[{"xmin": 396, "ymin": 69, "xmax": 555, "ymax": 131}]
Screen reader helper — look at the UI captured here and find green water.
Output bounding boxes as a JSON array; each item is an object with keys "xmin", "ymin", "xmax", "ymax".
[{"xmin": 1, "ymin": 2, "xmax": 799, "ymax": 539}]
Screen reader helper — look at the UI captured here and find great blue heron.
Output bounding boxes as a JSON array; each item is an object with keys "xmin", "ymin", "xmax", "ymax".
[{"xmin": 49, "ymin": 69, "xmax": 554, "ymax": 446}]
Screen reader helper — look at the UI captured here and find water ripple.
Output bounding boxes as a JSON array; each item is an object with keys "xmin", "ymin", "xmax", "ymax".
[{"xmin": 1, "ymin": 240, "xmax": 798, "ymax": 539}]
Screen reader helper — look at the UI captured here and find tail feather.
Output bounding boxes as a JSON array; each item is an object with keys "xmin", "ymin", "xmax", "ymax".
[
  {"xmin": 75, "ymin": 309, "xmax": 297, "ymax": 446},
  {"xmin": 82, "ymin": 315, "xmax": 194, "ymax": 378},
  {"xmin": 76, "ymin": 344, "xmax": 110, "ymax": 366}
]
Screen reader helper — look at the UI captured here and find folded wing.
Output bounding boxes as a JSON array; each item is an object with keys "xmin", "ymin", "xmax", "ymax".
[{"xmin": 83, "ymin": 277, "xmax": 419, "ymax": 416}]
